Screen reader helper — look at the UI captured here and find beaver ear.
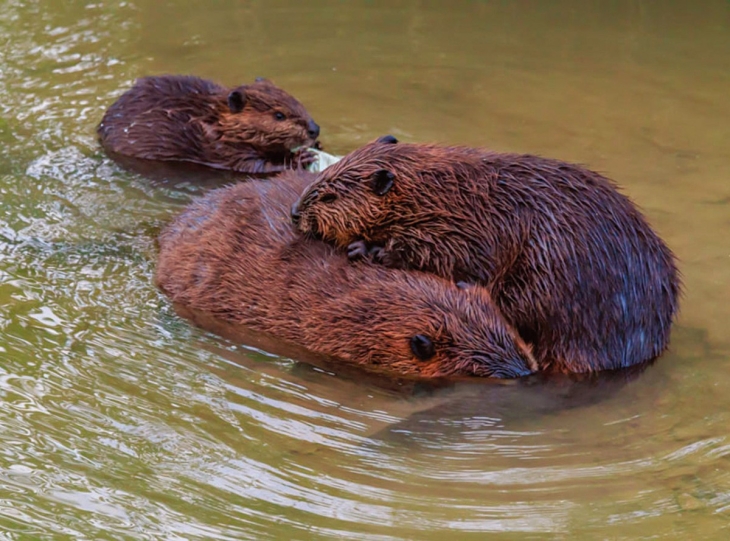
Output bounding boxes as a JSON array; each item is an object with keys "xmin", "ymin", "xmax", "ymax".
[
  {"xmin": 228, "ymin": 90, "xmax": 246, "ymax": 113},
  {"xmin": 376, "ymin": 135, "xmax": 398, "ymax": 145},
  {"xmin": 371, "ymin": 169, "xmax": 395, "ymax": 196},
  {"xmin": 410, "ymin": 334, "xmax": 435, "ymax": 361}
]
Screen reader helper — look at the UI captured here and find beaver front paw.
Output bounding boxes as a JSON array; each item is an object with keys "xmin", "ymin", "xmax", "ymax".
[
  {"xmin": 367, "ymin": 245, "xmax": 390, "ymax": 263},
  {"xmin": 292, "ymin": 148, "xmax": 317, "ymax": 169},
  {"xmin": 347, "ymin": 240, "xmax": 369, "ymax": 260},
  {"xmin": 348, "ymin": 241, "xmax": 394, "ymax": 264}
]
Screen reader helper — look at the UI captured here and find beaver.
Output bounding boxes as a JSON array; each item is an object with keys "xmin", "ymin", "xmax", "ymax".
[
  {"xmin": 291, "ymin": 137, "xmax": 681, "ymax": 374},
  {"xmin": 155, "ymin": 169, "xmax": 537, "ymax": 379},
  {"xmin": 98, "ymin": 75, "xmax": 320, "ymax": 174}
]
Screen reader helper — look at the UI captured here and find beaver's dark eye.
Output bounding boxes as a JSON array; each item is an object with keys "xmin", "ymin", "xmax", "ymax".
[
  {"xmin": 274, "ymin": 112, "xmax": 286, "ymax": 121},
  {"xmin": 320, "ymin": 193, "xmax": 337, "ymax": 204},
  {"xmin": 410, "ymin": 334, "xmax": 435, "ymax": 361}
]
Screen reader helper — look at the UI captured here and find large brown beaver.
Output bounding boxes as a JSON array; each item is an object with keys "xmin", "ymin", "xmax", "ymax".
[
  {"xmin": 98, "ymin": 75, "xmax": 320, "ymax": 174},
  {"xmin": 156, "ymin": 169, "xmax": 537, "ymax": 379},
  {"xmin": 291, "ymin": 137, "xmax": 681, "ymax": 374}
]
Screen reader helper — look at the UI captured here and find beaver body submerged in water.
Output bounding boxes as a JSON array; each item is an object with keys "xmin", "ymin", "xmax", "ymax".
[
  {"xmin": 156, "ymin": 170, "xmax": 537, "ymax": 379},
  {"xmin": 98, "ymin": 75, "xmax": 320, "ymax": 174},
  {"xmin": 291, "ymin": 137, "xmax": 680, "ymax": 374}
]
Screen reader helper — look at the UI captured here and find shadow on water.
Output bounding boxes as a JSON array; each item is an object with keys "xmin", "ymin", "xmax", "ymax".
[
  {"xmin": 370, "ymin": 364, "xmax": 655, "ymax": 446},
  {"xmin": 176, "ymin": 303, "xmax": 670, "ymax": 437},
  {"xmin": 104, "ymin": 151, "xmax": 253, "ymax": 193}
]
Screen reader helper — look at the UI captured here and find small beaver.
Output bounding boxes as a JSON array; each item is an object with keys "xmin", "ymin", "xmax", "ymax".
[
  {"xmin": 291, "ymin": 138, "xmax": 681, "ymax": 374},
  {"xmin": 156, "ymin": 170, "xmax": 537, "ymax": 379},
  {"xmin": 98, "ymin": 75, "xmax": 320, "ymax": 174}
]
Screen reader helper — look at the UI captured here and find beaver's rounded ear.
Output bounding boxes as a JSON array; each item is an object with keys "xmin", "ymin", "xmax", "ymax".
[
  {"xmin": 228, "ymin": 90, "xmax": 246, "ymax": 113},
  {"xmin": 376, "ymin": 135, "xmax": 398, "ymax": 145},
  {"xmin": 371, "ymin": 169, "xmax": 395, "ymax": 196}
]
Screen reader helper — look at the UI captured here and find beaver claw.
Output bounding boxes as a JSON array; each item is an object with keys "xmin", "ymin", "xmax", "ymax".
[
  {"xmin": 292, "ymin": 148, "xmax": 317, "ymax": 168},
  {"xmin": 347, "ymin": 240, "xmax": 369, "ymax": 260},
  {"xmin": 367, "ymin": 245, "xmax": 389, "ymax": 263},
  {"xmin": 348, "ymin": 241, "xmax": 393, "ymax": 264}
]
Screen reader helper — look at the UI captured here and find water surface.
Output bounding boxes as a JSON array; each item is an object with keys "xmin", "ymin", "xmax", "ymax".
[{"xmin": 1, "ymin": 1, "xmax": 729, "ymax": 539}]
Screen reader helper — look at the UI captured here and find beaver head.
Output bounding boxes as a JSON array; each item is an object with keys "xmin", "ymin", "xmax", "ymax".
[
  {"xmin": 322, "ymin": 272, "xmax": 537, "ymax": 378},
  {"xmin": 219, "ymin": 77, "xmax": 320, "ymax": 156},
  {"xmin": 291, "ymin": 136, "xmax": 478, "ymax": 249}
]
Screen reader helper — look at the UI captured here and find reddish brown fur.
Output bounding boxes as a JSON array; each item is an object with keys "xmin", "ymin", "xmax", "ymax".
[
  {"xmin": 292, "ymin": 140, "xmax": 681, "ymax": 374},
  {"xmin": 156, "ymin": 170, "xmax": 537, "ymax": 379},
  {"xmin": 98, "ymin": 75, "xmax": 320, "ymax": 174}
]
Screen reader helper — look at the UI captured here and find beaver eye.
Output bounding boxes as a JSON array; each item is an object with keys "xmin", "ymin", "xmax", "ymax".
[
  {"xmin": 274, "ymin": 112, "xmax": 286, "ymax": 121},
  {"xmin": 320, "ymin": 193, "xmax": 337, "ymax": 204},
  {"xmin": 410, "ymin": 334, "xmax": 435, "ymax": 361}
]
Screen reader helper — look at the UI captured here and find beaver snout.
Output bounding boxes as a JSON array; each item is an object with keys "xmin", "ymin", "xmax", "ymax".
[
  {"xmin": 480, "ymin": 355, "xmax": 534, "ymax": 378},
  {"xmin": 466, "ymin": 350, "xmax": 536, "ymax": 378},
  {"xmin": 508, "ymin": 363, "xmax": 535, "ymax": 378},
  {"xmin": 292, "ymin": 190, "xmax": 321, "ymax": 232},
  {"xmin": 291, "ymin": 189, "xmax": 316, "ymax": 224},
  {"xmin": 290, "ymin": 200, "xmax": 302, "ymax": 225},
  {"xmin": 307, "ymin": 120, "xmax": 320, "ymax": 140}
]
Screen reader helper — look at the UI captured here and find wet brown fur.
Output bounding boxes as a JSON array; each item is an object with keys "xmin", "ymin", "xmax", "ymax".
[
  {"xmin": 156, "ymin": 170, "xmax": 537, "ymax": 379},
  {"xmin": 98, "ymin": 75, "xmax": 319, "ymax": 174},
  {"xmin": 293, "ymin": 140, "xmax": 681, "ymax": 374}
]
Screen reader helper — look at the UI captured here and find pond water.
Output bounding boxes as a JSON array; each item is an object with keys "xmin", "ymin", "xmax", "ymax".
[{"xmin": 1, "ymin": 0, "xmax": 729, "ymax": 539}]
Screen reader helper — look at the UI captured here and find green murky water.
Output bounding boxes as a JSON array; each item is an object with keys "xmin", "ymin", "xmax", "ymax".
[{"xmin": 1, "ymin": 1, "xmax": 729, "ymax": 539}]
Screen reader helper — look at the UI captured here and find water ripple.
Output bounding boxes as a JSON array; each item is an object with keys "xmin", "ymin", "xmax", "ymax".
[{"xmin": 0, "ymin": 1, "xmax": 729, "ymax": 539}]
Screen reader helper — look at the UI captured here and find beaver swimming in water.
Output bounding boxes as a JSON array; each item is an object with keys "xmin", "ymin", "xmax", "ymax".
[
  {"xmin": 156, "ymin": 169, "xmax": 537, "ymax": 379},
  {"xmin": 291, "ymin": 137, "xmax": 681, "ymax": 374},
  {"xmin": 98, "ymin": 75, "xmax": 320, "ymax": 174}
]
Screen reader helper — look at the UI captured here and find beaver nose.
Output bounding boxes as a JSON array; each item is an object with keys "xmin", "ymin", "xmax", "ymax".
[
  {"xmin": 491, "ymin": 359, "xmax": 535, "ymax": 378},
  {"xmin": 510, "ymin": 364, "xmax": 535, "ymax": 378},
  {"xmin": 291, "ymin": 200, "xmax": 301, "ymax": 225},
  {"xmin": 307, "ymin": 120, "xmax": 320, "ymax": 140}
]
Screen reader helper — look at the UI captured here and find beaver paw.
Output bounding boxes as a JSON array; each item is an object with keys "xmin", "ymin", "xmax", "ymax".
[
  {"xmin": 367, "ymin": 245, "xmax": 390, "ymax": 263},
  {"xmin": 292, "ymin": 148, "xmax": 317, "ymax": 169},
  {"xmin": 347, "ymin": 240, "xmax": 369, "ymax": 260}
]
